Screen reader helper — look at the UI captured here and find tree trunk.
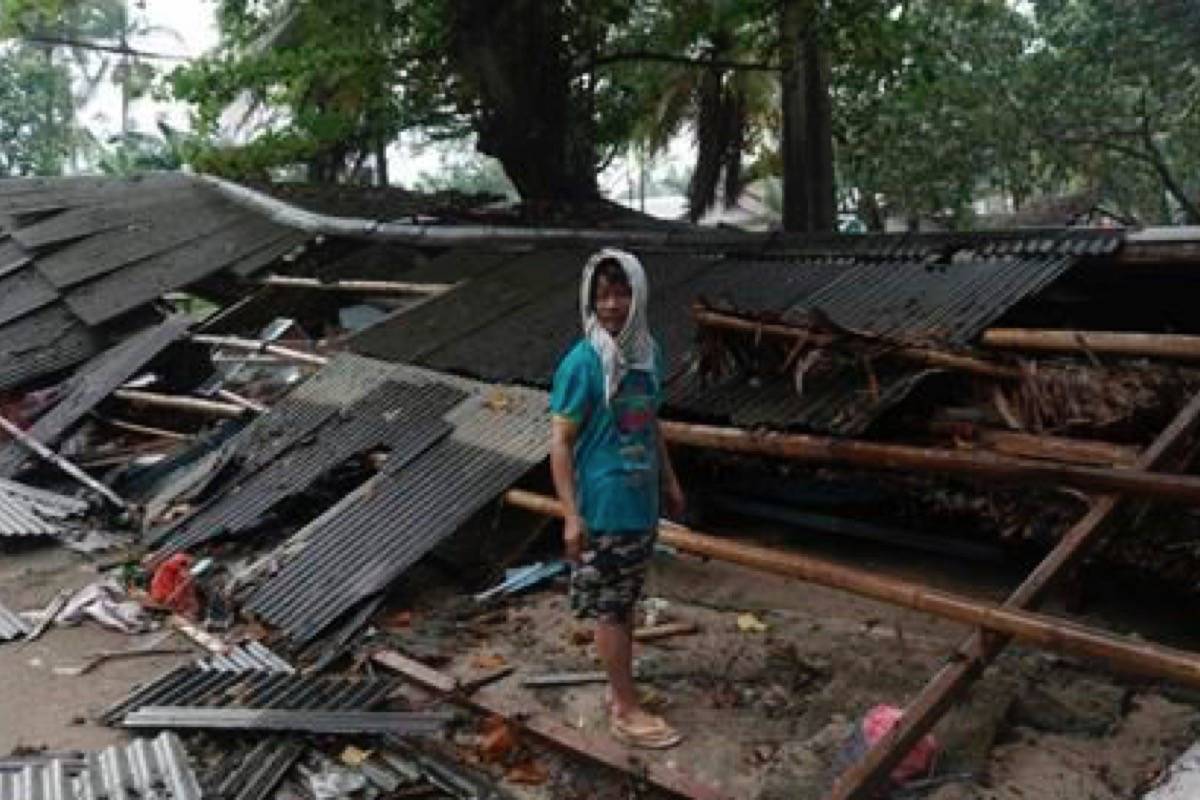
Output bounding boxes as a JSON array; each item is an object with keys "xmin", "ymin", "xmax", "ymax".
[
  {"xmin": 448, "ymin": 0, "xmax": 599, "ymax": 201},
  {"xmin": 375, "ymin": 139, "xmax": 389, "ymax": 186},
  {"xmin": 781, "ymin": 0, "xmax": 835, "ymax": 232}
]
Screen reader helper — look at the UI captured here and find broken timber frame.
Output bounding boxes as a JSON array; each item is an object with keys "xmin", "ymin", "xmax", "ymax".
[
  {"xmin": 112, "ymin": 389, "xmax": 250, "ymax": 420},
  {"xmin": 0, "ymin": 413, "xmax": 127, "ymax": 508},
  {"xmin": 982, "ymin": 327, "xmax": 1200, "ymax": 362},
  {"xmin": 190, "ymin": 334, "xmax": 328, "ymax": 367},
  {"xmin": 692, "ymin": 305, "xmax": 1021, "ymax": 380},
  {"xmin": 659, "ymin": 420, "xmax": 1200, "ymax": 507},
  {"xmin": 503, "ymin": 489, "xmax": 1200, "ymax": 690},
  {"xmin": 372, "ymin": 649, "xmax": 729, "ymax": 800},
  {"xmin": 257, "ymin": 274, "xmax": 454, "ymax": 296},
  {"xmin": 827, "ymin": 386, "xmax": 1200, "ymax": 799}
]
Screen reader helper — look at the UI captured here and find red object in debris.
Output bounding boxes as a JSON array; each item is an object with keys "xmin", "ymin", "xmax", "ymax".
[
  {"xmin": 149, "ymin": 553, "xmax": 200, "ymax": 617},
  {"xmin": 862, "ymin": 704, "xmax": 939, "ymax": 785}
]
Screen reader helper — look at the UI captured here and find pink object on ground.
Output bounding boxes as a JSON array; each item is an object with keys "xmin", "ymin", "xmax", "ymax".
[{"xmin": 862, "ymin": 703, "xmax": 940, "ymax": 785}]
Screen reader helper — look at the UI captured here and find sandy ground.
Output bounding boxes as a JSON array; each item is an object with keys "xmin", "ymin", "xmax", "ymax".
[
  {"xmin": 2, "ymin": 524, "xmax": 1199, "ymax": 798},
  {"xmin": 0, "ymin": 541, "xmax": 196, "ymax": 754},
  {"xmin": 385, "ymin": 533, "xmax": 1200, "ymax": 800}
]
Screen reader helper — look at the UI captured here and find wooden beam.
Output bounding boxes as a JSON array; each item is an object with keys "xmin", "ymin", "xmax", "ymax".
[
  {"xmin": 112, "ymin": 389, "xmax": 249, "ymax": 420},
  {"xmin": 660, "ymin": 420, "xmax": 1200, "ymax": 507},
  {"xmin": 92, "ymin": 415, "xmax": 196, "ymax": 442},
  {"xmin": 190, "ymin": 333, "xmax": 329, "ymax": 367},
  {"xmin": 371, "ymin": 649, "xmax": 729, "ymax": 800},
  {"xmin": 827, "ymin": 387, "xmax": 1200, "ymax": 799},
  {"xmin": 693, "ymin": 305, "xmax": 1020, "ymax": 380},
  {"xmin": 0, "ymin": 413, "xmax": 127, "ymax": 508},
  {"xmin": 982, "ymin": 328, "xmax": 1200, "ymax": 362},
  {"xmin": 502, "ymin": 490, "xmax": 1200, "ymax": 690},
  {"xmin": 928, "ymin": 423, "xmax": 1137, "ymax": 467},
  {"xmin": 257, "ymin": 274, "xmax": 454, "ymax": 296}
]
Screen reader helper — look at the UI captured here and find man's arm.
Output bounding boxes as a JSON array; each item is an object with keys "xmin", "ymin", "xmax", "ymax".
[
  {"xmin": 656, "ymin": 421, "xmax": 685, "ymax": 520},
  {"xmin": 551, "ymin": 416, "xmax": 586, "ymax": 562}
]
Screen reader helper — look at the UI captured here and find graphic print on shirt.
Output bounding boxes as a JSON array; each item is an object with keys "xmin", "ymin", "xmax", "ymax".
[{"xmin": 612, "ymin": 369, "xmax": 656, "ymax": 476}]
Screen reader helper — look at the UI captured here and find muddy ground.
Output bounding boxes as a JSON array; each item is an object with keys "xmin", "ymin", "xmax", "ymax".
[{"xmin": 3, "ymin": 520, "xmax": 1199, "ymax": 799}]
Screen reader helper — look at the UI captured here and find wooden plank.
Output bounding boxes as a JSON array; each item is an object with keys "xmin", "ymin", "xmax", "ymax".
[
  {"xmin": 828, "ymin": 387, "xmax": 1200, "ymax": 799},
  {"xmin": 372, "ymin": 650, "xmax": 729, "ymax": 800}
]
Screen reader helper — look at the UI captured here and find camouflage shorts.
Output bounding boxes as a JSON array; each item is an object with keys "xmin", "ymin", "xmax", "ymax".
[{"xmin": 569, "ymin": 530, "xmax": 656, "ymax": 623}]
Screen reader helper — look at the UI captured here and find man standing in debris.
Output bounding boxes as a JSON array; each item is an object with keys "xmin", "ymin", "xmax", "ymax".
[{"xmin": 550, "ymin": 248, "xmax": 685, "ymax": 749}]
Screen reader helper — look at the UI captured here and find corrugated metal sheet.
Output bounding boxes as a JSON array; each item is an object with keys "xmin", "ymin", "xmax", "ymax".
[
  {"xmin": 244, "ymin": 356, "xmax": 549, "ymax": 645},
  {"xmin": 123, "ymin": 707, "xmax": 453, "ymax": 734},
  {"xmin": 100, "ymin": 665, "xmax": 399, "ymax": 725},
  {"xmin": 198, "ymin": 641, "xmax": 294, "ymax": 674},
  {"xmin": 0, "ymin": 732, "xmax": 201, "ymax": 800},
  {"xmin": 784, "ymin": 255, "xmax": 1077, "ymax": 344},
  {"xmin": 666, "ymin": 362, "xmax": 939, "ymax": 434},
  {"xmin": 208, "ymin": 737, "xmax": 305, "ymax": 800},
  {"xmin": 347, "ymin": 246, "xmax": 1078, "ymax": 433},
  {"xmin": 0, "ymin": 478, "xmax": 89, "ymax": 537},
  {"xmin": 766, "ymin": 228, "xmax": 1122, "ymax": 261},
  {"xmin": 0, "ymin": 314, "xmax": 192, "ymax": 478},
  {"xmin": 150, "ymin": 377, "xmax": 463, "ymax": 554},
  {"xmin": 0, "ymin": 598, "xmax": 30, "ymax": 641}
]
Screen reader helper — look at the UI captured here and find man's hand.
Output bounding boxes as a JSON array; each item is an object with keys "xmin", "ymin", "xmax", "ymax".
[
  {"xmin": 663, "ymin": 476, "xmax": 686, "ymax": 520},
  {"xmin": 564, "ymin": 514, "xmax": 587, "ymax": 563}
]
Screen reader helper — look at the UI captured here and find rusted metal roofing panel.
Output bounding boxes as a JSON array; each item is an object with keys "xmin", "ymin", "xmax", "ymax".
[
  {"xmin": 0, "ymin": 732, "xmax": 202, "ymax": 800},
  {"xmin": 100, "ymin": 665, "xmax": 399, "ymax": 725},
  {"xmin": 244, "ymin": 359, "xmax": 549, "ymax": 644},
  {"xmin": 0, "ymin": 478, "xmax": 89, "ymax": 537},
  {"xmin": 785, "ymin": 255, "xmax": 1076, "ymax": 344},
  {"xmin": 0, "ymin": 597, "xmax": 30, "ymax": 640},
  {"xmin": 0, "ymin": 314, "xmax": 192, "ymax": 478}
]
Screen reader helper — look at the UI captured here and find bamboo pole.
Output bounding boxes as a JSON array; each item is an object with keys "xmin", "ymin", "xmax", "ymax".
[
  {"xmin": 257, "ymin": 274, "xmax": 454, "ymax": 296},
  {"xmin": 928, "ymin": 423, "xmax": 1138, "ymax": 467},
  {"xmin": 92, "ymin": 415, "xmax": 195, "ymax": 442},
  {"xmin": 112, "ymin": 389, "xmax": 248, "ymax": 419},
  {"xmin": 215, "ymin": 389, "xmax": 268, "ymax": 414},
  {"xmin": 981, "ymin": 328, "xmax": 1200, "ymax": 362},
  {"xmin": 693, "ymin": 305, "xmax": 1021, "ymax": 380},
  {"xmin": 502, "ymin": 489, "xmax": 1200, "ymax": 690},
  {"xmin": 0, "ymin": 413, "xmax": 127, "ymax": 508},
  {"xmin": 828, "ymin": 386, "xmax": 1200, "ymax": 799},
  {"xmin": 660, "ymin": 420, "xmax": 1200, "ymax": 506},
  {"xmin": 190, "ymin": 334, "xmax": 329, "ymax": 367}
]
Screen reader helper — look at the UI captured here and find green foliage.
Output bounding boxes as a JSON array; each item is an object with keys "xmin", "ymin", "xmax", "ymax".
[
  {"xmin": 0, "ymin": 42, "xmax": 76, "ymax": 176},
  {"xmin": 412, "ymin": 148, "xmax": 516, "ymax": 199}
]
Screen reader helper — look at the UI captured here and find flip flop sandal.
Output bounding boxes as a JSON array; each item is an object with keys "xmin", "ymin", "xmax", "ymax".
[{"xmin": 609, "ymin": 715, "xmax": 683, "ymax": 749}]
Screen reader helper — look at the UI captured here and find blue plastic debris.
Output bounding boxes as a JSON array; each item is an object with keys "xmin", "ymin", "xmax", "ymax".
[{"xmin": 474, "ymin": 561, "xmax": 567, "ymax": 603}]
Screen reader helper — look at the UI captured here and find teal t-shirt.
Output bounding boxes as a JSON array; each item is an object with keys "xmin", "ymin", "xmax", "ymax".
[{"xmin": 550, "ymin": 339, "xmax": 664, "ymax": 534}]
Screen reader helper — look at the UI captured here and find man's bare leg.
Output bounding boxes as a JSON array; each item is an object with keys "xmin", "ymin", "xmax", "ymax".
[{"xmin": 596, "ymin": 618, "xmax": 638, "ymax": 716}]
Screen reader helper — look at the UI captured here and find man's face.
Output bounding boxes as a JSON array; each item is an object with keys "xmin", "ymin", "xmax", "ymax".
[{"xmin": 594, "ymin": 272, "xmax": 632, "ymax": 336}]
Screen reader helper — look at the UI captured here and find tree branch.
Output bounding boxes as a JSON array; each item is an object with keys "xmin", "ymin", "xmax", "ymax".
[{"xmin": 586, "ymin": 50, "xmax": 781, "ymax": 73}]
